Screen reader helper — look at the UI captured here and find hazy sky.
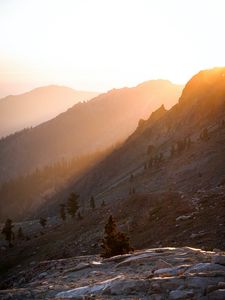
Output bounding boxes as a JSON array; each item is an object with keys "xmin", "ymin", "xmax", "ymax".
[{"xmin": 0, "ymin": 0, "xmax": 225, "ymax": 97}]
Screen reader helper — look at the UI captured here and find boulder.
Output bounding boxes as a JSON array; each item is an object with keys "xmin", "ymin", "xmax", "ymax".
[
  {"xmin": 150, "ymin": 277, "xmax": 184, "ymax": 292},
  {"xmin": 104, "ymin": 278, "xmax": 150, "ymax": 295},
  {"xmin": 176, "ymin": 214, "xmax": 193, "ymax": 221},
  {"xmin": 185, "ymin": 263, "xmax": 225, "ymax": 274},
  {"xmin": 186, "ymin": 276, "xmax": 225, "ymax": 291},
  {"xmin": 63, "ymin": 262, "xmax": 91, "ymax": 274},
  {"xmin": 218, "ymin": 282, "xmax": 225, "ymax": 288},
  {"xmin": 55, "ymin": 276, "xmax": 124, "ymax": 298},
  {"xmin": 207, "ymin": 289, "xmax": 225, "ymax": 300},
  {"xmin": 169, "ymin": 289, "xmax": 194, "ymax": 299},
  {"xmin": 154, "ymin": 265, "xmax": 188, "ymax": 277},
  {"xmin": 115, "ymin": 251, "xmax": 157, "ymax": 267},
  {"xmin": 154, "ymin": 259, "xmax": 173, "ymax": 270},
  {"xmin": 212, "ymin": 255, "xmax": 225, "ymax": 266}
]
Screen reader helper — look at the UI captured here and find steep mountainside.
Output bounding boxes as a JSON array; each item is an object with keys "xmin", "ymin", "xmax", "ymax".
[
  {"xmin": 0, "ymin": 85, "xmax": 98, "ymax": 138},
  {"xmin": 0, "ymin": 80, "xmax": 182, "ymax": 183},
  {"xmin": 1, "ymin": 69, "xmax": 225, "ymax": 299},
  {"xmin": 46, "ymin": 67, "xmax": 225, "ymax": 212}
]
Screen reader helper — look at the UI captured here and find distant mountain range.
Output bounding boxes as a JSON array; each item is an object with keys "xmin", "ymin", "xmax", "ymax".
[
  {"xmin": 0, "ymin": 85, "xmax": 99, "ymax": 138},
  {"xmin": 0, "ymin": 80, "xmax": 183, "ymax": 184}
]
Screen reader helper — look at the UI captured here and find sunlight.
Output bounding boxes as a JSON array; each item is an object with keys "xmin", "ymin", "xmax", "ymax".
[{"xmin": 0, "ymin": 0, "xmax": 225, "ymax": 96}]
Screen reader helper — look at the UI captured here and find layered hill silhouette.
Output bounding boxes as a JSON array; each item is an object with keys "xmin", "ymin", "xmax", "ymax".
[
  {"xmin": 0, "ymin": 80, "xmax": 182, "ymax": 184},
  {"xmin": 0, "ymin": 85, "xmax": 99, "ymax": 138}
]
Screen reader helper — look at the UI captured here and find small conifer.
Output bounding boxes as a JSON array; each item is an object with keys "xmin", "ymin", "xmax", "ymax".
[
  {"xmin": 1, "ymin": 219, "xmax": 14, "ymax": 247},
  {"xmin": 60, "ymin": 204, "xmax": 66, "ymax": 221},
  {"xmin": 67, "ymin": 192, "xmax": 79, "ymax": 218},
  {"xmin": 39, "ymin": 217, "xmax": 47, "ymax": 228},
  {"xmin": 90, "ymin": 196, "xmax": 95, "ymax": 210},
  {"xmin": 17, "ymin": 227, "xmax": 24, "ymax": 240},
  {"xmin": 101, "ymin": 215, "xmax": 133, "ymax": 258}
]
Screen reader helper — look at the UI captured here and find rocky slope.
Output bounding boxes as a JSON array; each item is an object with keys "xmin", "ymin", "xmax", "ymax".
[
  {"xmin": 47, "ymin": 67, "xmax": 225, "ymax": 212},
  {"xmin": 0, "ymin": 85, "xmax": 98, "ymax": 138},
  {"xmin": 0, "ymin": 80, "xmax": 182, "ymax": 183},
  {"xmin": 0, "ymin": 68, "xmax": 225, "ymax": 299},
  {"xmin": 1, "ymin": 247, "xmax": 225, "ymax": 299}
]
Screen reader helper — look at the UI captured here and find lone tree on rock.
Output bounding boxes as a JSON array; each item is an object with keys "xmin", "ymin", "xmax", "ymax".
[
  {"xmin": 1, "ymin": 219, "xmax": 14, "ymax": 247},
  {"xmin": 39, "ymin": 217, "xmax": 47, "ymax": 228},
  {"xmin": 60, "ymin": 204, "xmax": 66, "ymax": 221},
  {"xmin": 101, "ymin": 215, "xmax": 133, "ymax": 258},
  {"xmin": 67, "ymin": 192, "xmax": 79, "ymax": 218}
]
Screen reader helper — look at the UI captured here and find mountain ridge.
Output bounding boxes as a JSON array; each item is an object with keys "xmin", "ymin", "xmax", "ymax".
[
  {"xmin": 0, "ymin": 80, "xmax": 183, "ymax": 184},
  {"xmin": 0, "ymin": 85, "xmax": 99, "ymax": 138},
  {"xmin": 44, "ymin": 67, "xmax": 225, "ymax": 213}
]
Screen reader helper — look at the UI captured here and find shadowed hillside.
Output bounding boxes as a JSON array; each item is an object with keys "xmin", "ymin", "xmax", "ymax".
[
  {"xmin": 0, "ymin": 80, "xmax": 182, "ymax": 183},
  {"xmin": 0, "ymin": 85, "xmax": 99, "ymax": 138},
  {"xmin": 0, "ymin": 145, "xmax": 116, "ymax": 221}
]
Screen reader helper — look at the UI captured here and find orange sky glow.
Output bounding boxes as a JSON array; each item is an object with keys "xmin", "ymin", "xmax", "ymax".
[{"xmin": 0, "ymin": 0, "xmax": 225, "ymax": 97}]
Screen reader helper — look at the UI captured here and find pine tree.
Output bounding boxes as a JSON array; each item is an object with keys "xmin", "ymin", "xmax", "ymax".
[
  {"xmin": 186, "ymin": 136, "xmax": 191, "ymax": 148},
  {"xmin": 17, "ymin": 227, "xmax": 24, "ymax": 240},
  {"xmin": 39, "ymin": 217, "xmax": 47, "ymax": 228},
  {"xmin": 1, "ymin": 219, "xmax": 14, "ymax": 247},
  {"xmin": 90, "ymin": 196, "xmax": 95, "ymax": 210},
  {"xmin": 67, "ymin": 192, "xmax": 79, "ymax": 218},
  {"xmin": 200, "ymin": 128, "xmax": 209, "ymax": 141},
  {"xmin": 78, "ymin": 211, "xmax": 83, "ymax": 220},
  {"xmin": 101, "ymin": 215, "xmax": 133, "ymax": 258},
  {"xmin": 221, "ymin": 120, "xmax": 225, "ymax": 128},
  {"xmin": 60, "ymin": 204, "xmax": 66, "ymax": 221},
  {"xmin": 101, "ymin": 200, "xmax": 106, "ymax": 207},
  {"xmin": 129, "ymin": 174, "xmax": 134, "ymax": 183}
]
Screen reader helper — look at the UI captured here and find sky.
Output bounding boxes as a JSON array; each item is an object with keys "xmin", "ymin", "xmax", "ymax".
[{"xmin": 0, "ymin": 0, "xmax": 225, "ymax": 97}]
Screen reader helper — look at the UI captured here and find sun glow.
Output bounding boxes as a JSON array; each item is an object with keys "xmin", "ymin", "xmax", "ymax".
[{"xmin": 0, "ymin": 0, "xmax": 225, "ymax": 96}]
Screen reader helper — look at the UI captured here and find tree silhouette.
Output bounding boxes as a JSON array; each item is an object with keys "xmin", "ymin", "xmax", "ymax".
[
  {"xmin": 17, "ymin": 227, "xmax": 24, "ymax": 240},
  {"xmin": 200, "ymin": 128, "xmax": 209, "ymax": 141},
  {"xmin": 60, "ymin": 204, "xmax": 66, "ymax": 221},
  {"xmin": 129, "ymin": 174, "xmax": 134, "ymax": 183},
  {"xmin": 101, "ymin": 215, "xmax": 133, "ymax": 258},
  {"xmin": 67, "ymin": 192, "xmax": 79, "ymax": 218},
  {"xmin": 39, "ymin": 217, "xmax": 47, "ymax": 228},
  {"xmin": 90, "ymin": 196, "xmax": 95, "ymax": 210},
  {"xmin": 77, "ymin": 211, "xmax": 83, "ymax": 220},
  {"xmin": 1, "ymin": 219, "xmax": 14, "ymax": 247}
]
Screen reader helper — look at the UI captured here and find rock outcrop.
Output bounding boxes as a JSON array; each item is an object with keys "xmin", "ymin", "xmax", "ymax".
[{"xmin": 1, "ymin": 247, "xmax": 225, "ymax": 299}]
